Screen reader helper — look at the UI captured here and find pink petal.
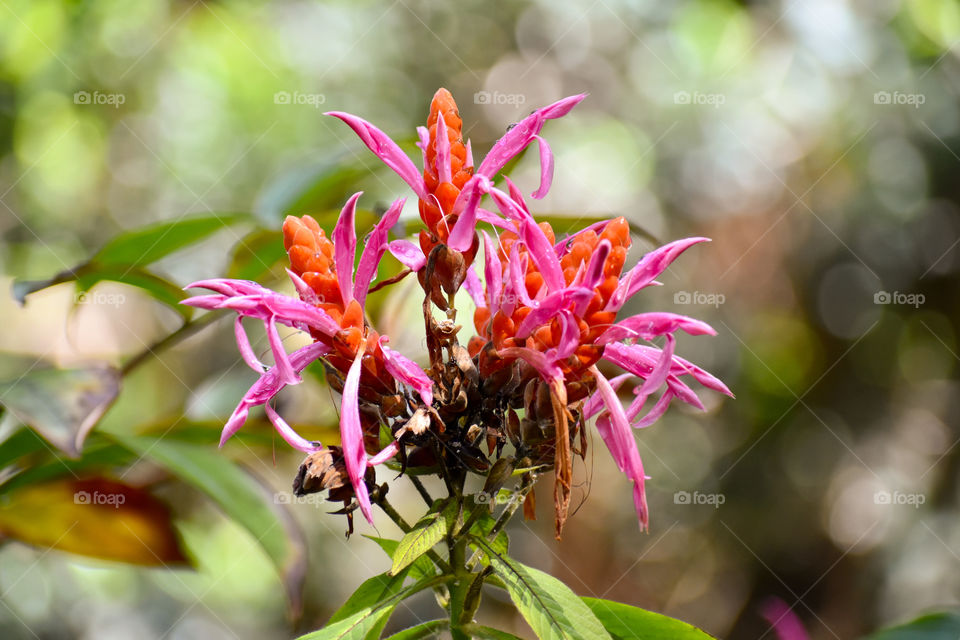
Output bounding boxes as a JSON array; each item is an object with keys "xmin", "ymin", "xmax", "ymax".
[
  {"xmin": 476, "ymin": 208, "xmax": 513, "ymax": 231},
  {"xmin": 463, "ymin": 266, "xmax": 485, "ymax": 308},
  {"xmin": 218, "ymin": 341, "xmax": 330, "ymax": 446},
  {"xmin": 761, "ymin": 598, "xmax": 810, "ymax": 640},
  {"xmin": 583, "ymin": 239, "xmax": 611, "ymax": 290},
  {"xmin": 388, "ymin": 239, "xmax": 426, "ymax": 271},
  {"xmin": 368, "ymin": 441, "xmax": 400, "ymax": 466},
  {"xmin": 498, "ymin": 346, "xmax": 563, "ymax": 383},
  {"xmin": 234, "ymin": 317, "xmax": 265, "ymax": 372},
  {"xmin": 355, "ymin": 197, "xmax": 405, "ymax": 306},
  {"xmin": 379, "ymin": 337, "xmax": 434, "ymax": 406},
  {"xmin": 476, "ymin": 94, "xmax": 586, "ymax": 180},
  {"xmin": 326, "ymin": 111, "xmax": 429, "ymax": 200},
  {"xmin": 610, "ymin": 237, "xmax": 710, "ymax": 311},
  {"xmin": 481, "ymin": 231, "xmax": 502, "ymax": 316},
  {"xmin": 287, "ymin": 269, "xmax": 321, "ymax": 306},
  {"xmin": 503, "ymin": 177, "xmax": 531, "ymax": 216},
  {"xmin": 514, "ymin": 287, "xmax": 594, "ymax": 339},
  {"xmin": 416, "ymin": 125, "xmax": 430, "ymax": 168},
  {"xmin": 583, "ymin": 373, "xmax": 631, "ymax": 420},
  {"xmin": 591, "ymin": 366, "xmax": 648, "ymax": 530},
  {"xmin": 333, "ymin": 192, "xmax": 362, "ymax": 304},
  {"xmin": 265, "ymin": 404, "xmax": 322, "ymax": 453},
  {"xmin": 435, "ymin": 113, "xmax": 453, "ymax": 185},
  {"xmin": 635, "ymin": 334, "xmax": 675, "ymax": 407},
  {"xmin": 464, "ymin": 139, "xmax": 474, "ymax": 170},
  {"xmin": 628, "ymin": 389, "xmax": 674, "ymax": 428},
  {"xmin": 449, "ymin": 175, "xmax": 489, "ymax": 252},
  {"xmin": 530, "ymin": 135, "xmax": 554, "ymax": 199},
  {"xmin": 508, "ymin": 243, "xmax": 534, "ymax": 307},
  {"xmin": 341, "ymin": 350, "xmax": 374, "ymax": 524},
  {"xmin": 518, "ymin": 215, "xmax": 564, "ymax": 291},
  {"xmin": 597, "ymin": 312, "xmax": 717, "ymax": 345},
  {"xmin": 554, "ymin": 219, "xmax": 611, "ymax": 258},
  {"xmin": 266, "ymin": 315, "xmax": 298, "ymax": 386}
]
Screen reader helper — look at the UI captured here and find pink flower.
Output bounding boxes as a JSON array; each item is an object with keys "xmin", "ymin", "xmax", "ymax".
[
  {"xmin": 184, "ymin": 194, "xmax": 433, "ymax": 524},
  {"xmin": 470, "ymin": 205, "xmax": 732, "ymax": 531}
]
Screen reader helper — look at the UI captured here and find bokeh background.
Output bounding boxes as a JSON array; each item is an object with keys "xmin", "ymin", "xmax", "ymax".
[{"xmin": 1, "ymin": 0, "xmax": 959, "ymax": 638}]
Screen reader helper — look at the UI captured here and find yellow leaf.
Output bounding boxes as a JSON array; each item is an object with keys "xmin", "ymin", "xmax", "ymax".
[{"xmin": 0, "ymin": 477, "xmax": 189, "ymax": 566}]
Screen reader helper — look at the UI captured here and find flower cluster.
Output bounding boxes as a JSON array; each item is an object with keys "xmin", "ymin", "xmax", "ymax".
[{"xmin": 184, "ymin": 88, "xmax": 730, "ymax": 537}]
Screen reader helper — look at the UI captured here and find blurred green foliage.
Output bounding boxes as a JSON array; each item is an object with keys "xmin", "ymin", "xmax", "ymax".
[{"xmin": 1, "ymin": 0, "xmax": 959, "ymax": 638}]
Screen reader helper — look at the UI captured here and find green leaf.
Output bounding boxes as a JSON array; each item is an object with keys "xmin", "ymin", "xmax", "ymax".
[
  {"xmin": 390, "ymin": 498, "xmax": 458, "ymax": 576},
  {"xmin": 112, "ymin": 436, "xmax": 307, "ymax": 614},
  {"xmin": 383, "ymin": 620, "xmax": 448, "ymax": 640},
  {"xmin": 363, "ymin": 536, "xmax": 436, "ymax": 580},
  {"xmin": 581, "ymin": 597, "xmax": 717, "ymax": 640},
  {"xmin": 862, "ymin": 611, "xmax": 960, "ymax": 639},
  {"xmin": 328, "ymin": 570, "xmax": 411, "ymax": 640},
  {"xmin": 0, "ymin": 427, "xmax": 55, "ymax": 471},
  {"xmin": 0, "ymin": 364, "xmax": 121, "ymax": 457},
  {"xmin": 296, "ymin": 576, "xmax": 444, "ymax": 640},
  {"xmin": 476, "ymin": 537, "xmax": 611, "ymax": 640},
  {"xmin": 92, "ymin": 213, "xmax": 250, "ymax": 267},
  {"xmin": 462, "ymin": 625, "xmax": 526, "ymax": 640},
  {"xmin": 466, "ymin": 508, "xmax": 509, "ymax": 568}
]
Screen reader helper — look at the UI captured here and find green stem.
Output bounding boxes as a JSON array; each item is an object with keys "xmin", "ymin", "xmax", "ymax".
[
  {"xmin": 409, "ymin": 475, "xmax": 434, "ymax": 507},
  {"xmin": 121, "ymin": 310, "xmax": 223, "ymax": 375}
]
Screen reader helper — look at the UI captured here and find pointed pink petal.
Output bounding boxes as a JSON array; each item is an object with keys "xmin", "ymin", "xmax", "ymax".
[
  {"xmin": 340, "ymin": 350, "xmax": 374, "ymax": 524},
  {"xmin": 583, "ymin": 239, "xmax": 611, "ymax": 291},
  {"xmin": 435, "ymin": 113, "xmax": 452, "ymax": 184},
  {"xmin": 610, "ymin": 237, "xmax": 710, "ymax": 310},
  {"xmin": 379, "ymin": 337, "xmax": 434, "ymax": 406},
  {"xmin": 554, "ymin": 219, "xmax": 611, "ymax": 257},
  {"xmin": 476, "ymin": 94, "xmax": 586, "ymax": 180},
  {"xmin": 368, "ymin": 441, "xmax": 400, "ymax": 466},
  {"xmin": 218, "ymin": 341, "xmax": 330, "ymax": 447},
  {"xmin": 265, "ymin": 404, "xmax": 322, "ymax": 453},
  {"xmin": 761, "ymin": 598, "xmax": 810, "ymax": 640},
  {"xmin": 515, "ymin": 287, "xmax": 593, "ymax": 339},
  {"xmin": 326, "ymin": 111, "xmax": 429, "ymax": 200},
  {"xmin": 464, "ymin": 139, "xmax": 474, "ymax": 170},
  {"xmin": 287, "ymin": 269, "xmax": 321, "ymax": 306},
  {"xmin": 234, "ymin": 317, "xmax": 265, "ymax": 372},
  {"xmin": 463, "ymin": 266, "xmax": 485, "ymax": 308},
  {"xmin": 508, "ymin": 243, "xmax": 534, "ymax": 307},
  {"xmin": 498, "ymin": 346, "xmax": 562, "ymax": 382},
  {"xmin": 503, "ymin": 177, "xmax": 531, "ymax": 216},
  {"xmin": 449, "ymin": 175, "xmax": 489, "ymax": 252},
  {"xmin": 266, "ymin": 315, "xmax": 298, "ymax": 386},
  {"xmin": 333, "ymin": 192, "xmax": 362, "ymax": 304},
  {"xmin": 481, "ymin": 231, "xmax": 502, "ymax": 316},
  {"xmin": 355, "ymin": 197, "xmax": 405, "ymax": 306},
  {"xmin": 583, "ymin": 373, "xmax": 631, "ymax": 420},
  {"xmin": 597, "ymin": 312, "xmax": 717, "ymax": 345},
  {"xmin": 629, "ymin": 389, "xmax": 674, "ymax": 428},
  {"xmin": 518, "ymin": 216, "xmax": 564, "ymax": 291},
  {"xmin": 388, "ymin": 239, "xmax": 426, "ymax": 271},
  {"xmin": 416, "ymin": 125, "xmax": 430, "ymax": 168},
  {"xmin": 476, "ymin": 208, "xmax": 513, "ymax": 231},
  {"xmin": 530, "ymin": 135, "xmax": 554, "ymax": 199},
  {"xmin": 591, "ymin": 366, "xmax": 648, "ymax": 530},
  {"xmin": 636, "ymin": 334, "xmax": 675, "ymax": 407}
]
